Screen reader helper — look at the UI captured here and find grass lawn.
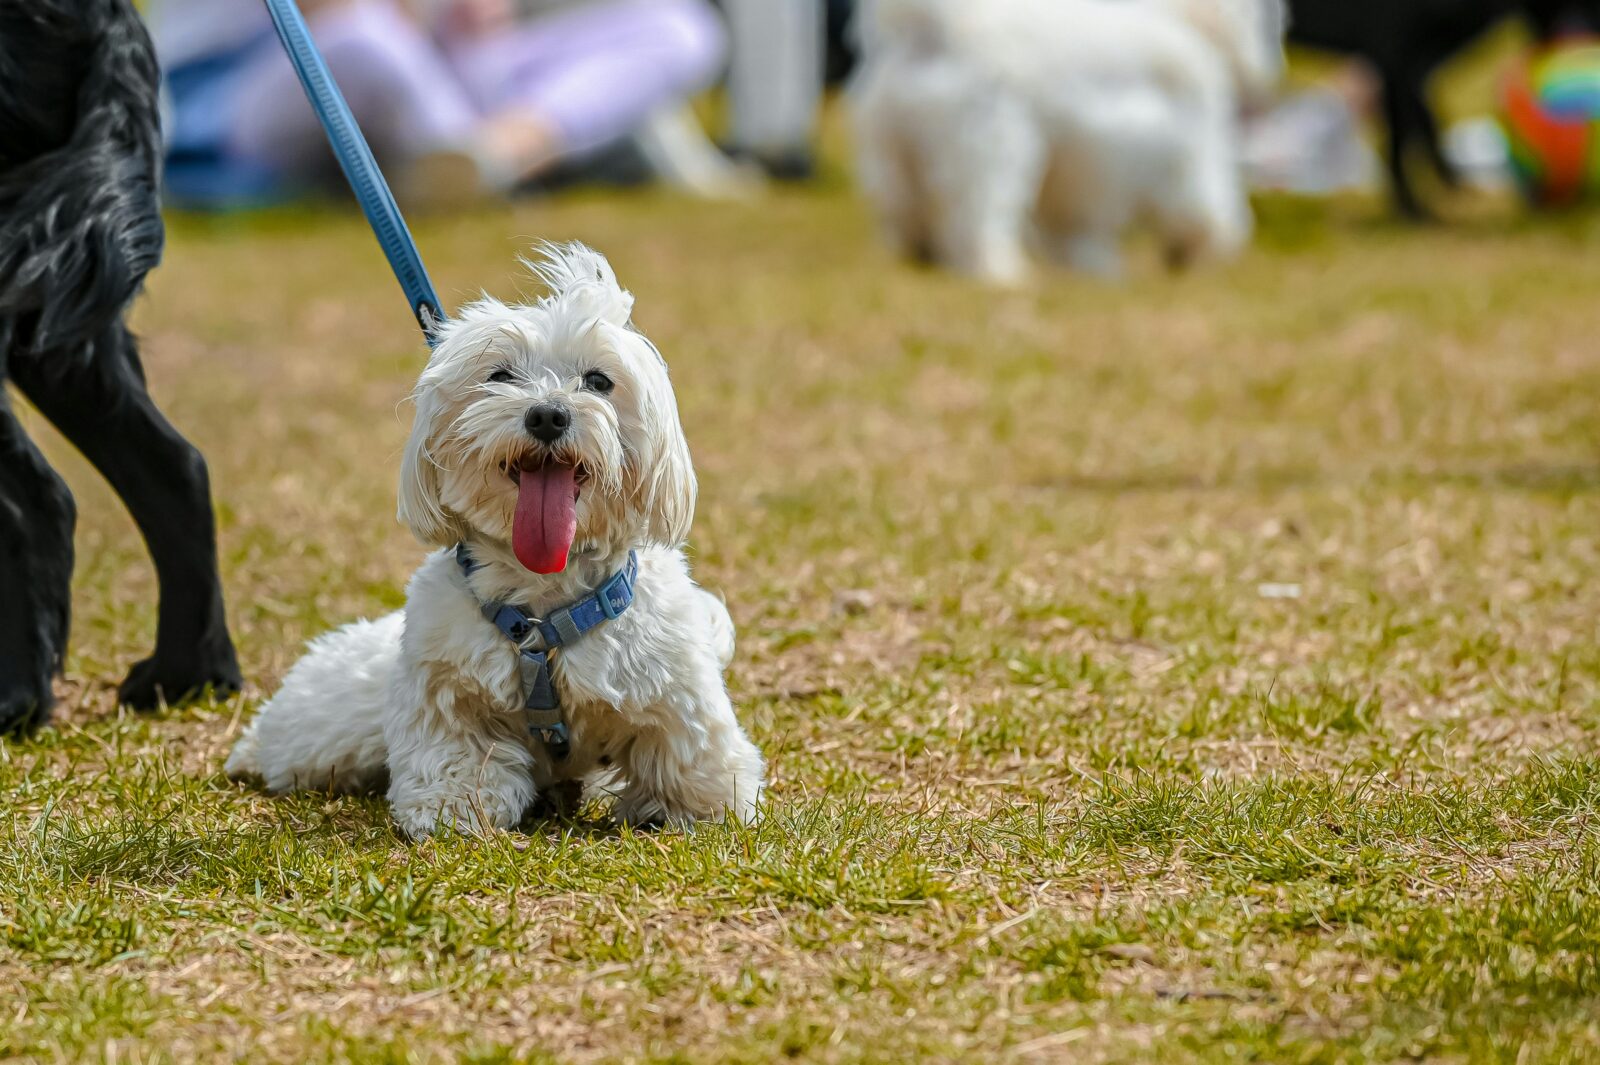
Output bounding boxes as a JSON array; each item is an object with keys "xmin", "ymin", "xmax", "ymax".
[{"xmin": 5, "ymin": 130, "xmax": 1600, "ymax": 1061}]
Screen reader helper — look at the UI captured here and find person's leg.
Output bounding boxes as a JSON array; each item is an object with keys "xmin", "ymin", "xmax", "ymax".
[
  {"xmin": 226, "ymin": 0, "xmax": 480, "ymax": 181},
  {"xmin": 723, "ymin": 0, "xmax": 825, "ymax": 175},
  {"xmin": 1375, "ymin": 63, "xmax": 1428, "ymax": 219},
  {"xmin": 448, "ymin": 0, "xmax": 727, "ymax": 167}
]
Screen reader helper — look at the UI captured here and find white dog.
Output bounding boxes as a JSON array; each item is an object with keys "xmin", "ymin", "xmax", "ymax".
[
  {"xmin": 850, "ymin": 0, "xmax": 1286, "ymax": 283},
  {"xmin": 226, "ymin": 244, "xmax": 764, "ymax": 838}
]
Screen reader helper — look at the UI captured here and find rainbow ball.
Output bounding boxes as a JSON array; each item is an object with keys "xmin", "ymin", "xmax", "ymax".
[{"xmin": 1501, "ymin": 40, "xmax": 1600, "ymax": 205}]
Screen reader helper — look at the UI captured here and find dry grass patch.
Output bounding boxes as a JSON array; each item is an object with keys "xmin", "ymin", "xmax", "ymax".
[{"xmin": 3, "ymin": 116, "xmax": 1600, "ymax": 1062}]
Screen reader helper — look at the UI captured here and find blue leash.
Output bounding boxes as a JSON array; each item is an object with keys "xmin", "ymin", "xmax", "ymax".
[{"xmin": 261, "ymin": 0, "xmax": 446, "ymax": 343}]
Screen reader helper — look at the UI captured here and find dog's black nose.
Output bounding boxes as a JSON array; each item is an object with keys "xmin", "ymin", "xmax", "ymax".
[{"xmin": 524, "ymin": 402, "xmax": 571, "ymax": 443}]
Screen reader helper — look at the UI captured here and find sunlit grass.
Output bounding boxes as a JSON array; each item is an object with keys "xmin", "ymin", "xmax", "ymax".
[{"xmin": 4, "ymin": 91, "xmax": 1600, "ymax": 1060}]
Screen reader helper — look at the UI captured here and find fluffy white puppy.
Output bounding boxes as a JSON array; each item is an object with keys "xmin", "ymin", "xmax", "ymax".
[
  {"xmin": 850, "ymin": 0, "xmax": 1285, "ymax": 283},
  {"xmin": 226, "ymin": 244, "xmax": 764, "ymax": 838}
]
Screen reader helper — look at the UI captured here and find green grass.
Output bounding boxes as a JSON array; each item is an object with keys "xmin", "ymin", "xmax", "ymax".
[{"xmin": 5, "ymin": 101, "xmax": 1600, "ymax": 1060}]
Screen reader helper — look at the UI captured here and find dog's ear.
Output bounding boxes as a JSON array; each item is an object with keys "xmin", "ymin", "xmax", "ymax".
[
  {"xmin": 641, "ymin": 408, "xmax": 697, "ymax": 548},
  {"xmin": 629, "ymin": 343, "xmax": 698, "ymax": 548},
  {"xmin": 396, "ymin": 377, "xmax": 461, "ymax": 546}
]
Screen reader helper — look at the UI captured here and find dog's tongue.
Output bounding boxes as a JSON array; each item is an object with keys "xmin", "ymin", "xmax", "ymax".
[{"xmin": 513, "ymin": 463, "xmax": 578, "ymax": 573}]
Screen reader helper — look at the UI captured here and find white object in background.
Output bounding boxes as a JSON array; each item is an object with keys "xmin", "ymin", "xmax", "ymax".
[
  {"xmin": 723, "ymin": 0, "xmax": 825, "ymax": 158},
  {"xmin": 1444, "ymin": 117, "xmax": 1513, "ymax": 191},
  {"xmin": 634, "ymin": 105, "xmax": 764, "ymax": 200},
  {"xmin": 1244, "ymin": 88, "xmax": 1379, "ymax": 194}
]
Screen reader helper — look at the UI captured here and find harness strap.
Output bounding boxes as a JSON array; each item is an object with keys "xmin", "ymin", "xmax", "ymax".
[{"xmin": 456, "ymin": 545, "xmax": 639, "ymax": 759}]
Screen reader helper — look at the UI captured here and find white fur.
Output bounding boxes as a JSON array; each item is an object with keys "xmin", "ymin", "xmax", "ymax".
[
  {"xmin": 226, "ymin": 244, "xmax": 764, "ymax": 838},
  {"xmin": 849, "ymin": 0, "xmax": 1286, "ymax": 282}
]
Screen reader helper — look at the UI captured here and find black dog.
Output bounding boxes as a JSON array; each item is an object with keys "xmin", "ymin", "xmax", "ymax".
[
  {"xmin": 0, "ymin": 0, "xmax": 241, "ymax": 734},
  {"xmin": 1288, "ymin": 0, "xmax": 1600, "ymax": 218}
]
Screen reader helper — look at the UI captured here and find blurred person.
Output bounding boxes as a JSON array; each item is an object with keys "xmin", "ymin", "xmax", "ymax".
[{"xmin": 152, "ymin": 0, "xmax": 730, "ymax": 206}]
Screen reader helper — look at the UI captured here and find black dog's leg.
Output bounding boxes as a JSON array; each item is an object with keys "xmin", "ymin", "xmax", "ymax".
[
  {"xmin": 0, "ymin": 390, "xmax": 76, "ymax": 735},
  {"xmin": 1407, "ymin": 66, "xmax": 1459, "ymax": 191},
  {"xmin": 12, "ymin": 326, "xmax": 241, "ymax": 709},
  {"xmin": 1417, "ymin": 105, "xmax": 1459, "ymax": 190},
  {"xmin": 1377, "ymin": 70, "xmax": 1429, "ymax": 221}
]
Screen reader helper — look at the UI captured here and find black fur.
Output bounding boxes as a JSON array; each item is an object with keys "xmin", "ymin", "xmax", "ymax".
[
  {"xmin": 1287, "ymin": 0, "xmax": 1600, "ymax": 218},
  {"xmin": 0, "ymin": 0, "xmax": 241, "ymax": 735}
]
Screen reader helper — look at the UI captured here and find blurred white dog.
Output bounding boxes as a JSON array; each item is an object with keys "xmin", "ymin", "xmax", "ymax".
[
  {"xmin": 850, "ymin": 0, "xmax": 1286, "ymax": 283},
  {"xmin": 226, "ymin": 244, "xmax": 764, "ymax": 838}
]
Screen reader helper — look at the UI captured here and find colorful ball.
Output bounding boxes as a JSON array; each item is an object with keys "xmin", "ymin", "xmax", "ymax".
[{"xmin": 1500, "ymin": 40, "xmax": 1600, "ymax": 206}]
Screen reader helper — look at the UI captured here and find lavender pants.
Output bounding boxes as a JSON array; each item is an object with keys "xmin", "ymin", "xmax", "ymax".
[{"xmin": 224, "ymin": 0, "xmax": 726, "ymax": 177}]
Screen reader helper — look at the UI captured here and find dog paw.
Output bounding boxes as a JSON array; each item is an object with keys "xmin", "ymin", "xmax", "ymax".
[
  {"xmin": 614, "ymin": 779, "xmax": 763, "ymax": 830},
  {"xmin": 614, "ymin": 793, "xmax": 699, "ymax": 831},
  {"xmin": 118, "ymin": 648, "xmax": 243, "ymax": 711},
  {"xmin": 0, "ymin": 682, "xmax": 53, "ymax": 738},
  {"xmin": 391, "ymin": 795, "xmax": 519, "ymax": 840}
]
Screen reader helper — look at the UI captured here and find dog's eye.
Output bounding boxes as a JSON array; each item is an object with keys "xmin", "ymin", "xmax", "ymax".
[
  {"xmin": 582, "ymin": 370, "xmax": 614, "ymax": 394},
  {"xmin": 487, "ymin": 368, "xmax": 514, "ymax": 384}
]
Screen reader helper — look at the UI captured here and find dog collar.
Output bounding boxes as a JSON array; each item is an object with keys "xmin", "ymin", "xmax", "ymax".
[{"xmin": 455, "ymin": 544, "xmax": 639, "ymax": 759}]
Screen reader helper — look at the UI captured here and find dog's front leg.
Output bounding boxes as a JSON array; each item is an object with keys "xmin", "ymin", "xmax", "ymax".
[
  {"xmin": 614, "ymin": 683, "xmax": 765, "ymax": 829},
  {"xmin": 0, "ymin": 398, "xmax": 75, "ymax": 736},
  {"xmin": 384, "ymin": 667, "xmax": 538, "ymax": 839}
]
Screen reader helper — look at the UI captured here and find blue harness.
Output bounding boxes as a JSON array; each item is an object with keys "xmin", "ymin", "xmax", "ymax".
[{"xmin": 455, "ymin": 546, "xmax": 639, "ymax": 759}]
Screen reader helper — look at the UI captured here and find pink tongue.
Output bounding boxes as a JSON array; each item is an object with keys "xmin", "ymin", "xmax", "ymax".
[{"xmin": 512, "ymin": 463, "xmax": 578, "ymax": 573}]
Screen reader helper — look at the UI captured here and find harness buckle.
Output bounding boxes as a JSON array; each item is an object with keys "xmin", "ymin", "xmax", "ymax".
[
  {"xmin": 535, "ymin": 722, "xmax": 571, "ymax": 760},
  {"xmin": 518, "ymin": 624, "xmax": 548, "ymax": 652}
]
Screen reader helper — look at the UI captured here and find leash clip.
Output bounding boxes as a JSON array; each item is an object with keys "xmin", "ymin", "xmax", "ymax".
[
  {"xmin": 534, "ymin": 722, "xmax": 571, "ymax": 760},
  {"xmin": 516, "ymin": 622, "xmax": 549, "ymax": 653}
]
